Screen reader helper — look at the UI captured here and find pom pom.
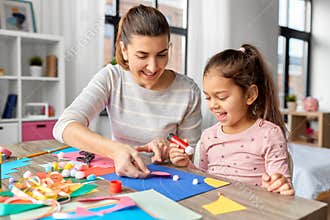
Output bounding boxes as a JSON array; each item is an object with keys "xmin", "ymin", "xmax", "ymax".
[{"xmin": 172, "ymin": 175, "xmax": 179, "ymax": 181}]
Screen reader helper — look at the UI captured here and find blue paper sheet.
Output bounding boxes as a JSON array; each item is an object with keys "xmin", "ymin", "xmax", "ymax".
[
  {"xmin": 40, "ymin": 204, "xmax": 157, "ymax": 220},
  {"xmin": 52, "ymin": 147, "xmax": 79, "ymax": 154},
  {"xmin": 2, "ymin": 158, "xmax": 31, "ymax": 179},
  {"xmin": 102, "ymin": 164, "xmax": 215, "ymax": 201}
]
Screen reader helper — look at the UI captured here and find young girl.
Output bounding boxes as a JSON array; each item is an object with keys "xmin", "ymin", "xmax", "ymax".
[
  {"xmin": 53, "ymin": 5, "xmax": 201, "ymax": 178},
  {"xmin": 170, "ymin": 44, "xmax": 294, "ymax": 195}
]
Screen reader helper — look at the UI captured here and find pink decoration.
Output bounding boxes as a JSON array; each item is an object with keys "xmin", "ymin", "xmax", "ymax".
[
  {"xmin": 0, "ymin": 146, "xmax": 12, "ymax": 158},
  {"xmin": 58, "ymin": 161, "xmax": 66, "ymax": 169},
  {"xmin": 57, "ymin": 152, "xmax": 65, "ymax": 160},
  {"xmin": 150, "ymin": 171, "xmax": 171, "ymax": 177},
  {"xmin": 76, "ymin": 196, "xmax": 136, "ymax": 216},
  {"xmin": 303, "ymin": 97, "xmax": 319, "ymax": 112},
  {"xmin": 54, "ymin": 151, "xmax": 115, "ymax": 168},
  {"xmin": 78, "ymin": 196, "xmax": 118, "ymax": 202}
]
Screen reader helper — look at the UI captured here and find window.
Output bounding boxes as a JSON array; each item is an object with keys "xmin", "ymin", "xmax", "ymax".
[
  {"xmin": 278, "ymin": 0, "xmax": 311, "ymax": 108},
  {"xmin": 104, "ymin": 0, "xmax": 188, "ymax": 74}
]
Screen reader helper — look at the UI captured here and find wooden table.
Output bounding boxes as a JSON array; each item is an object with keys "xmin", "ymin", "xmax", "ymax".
[{"xmin": 1, "ymin": 140, "xmax": 328, "ymax": 220}]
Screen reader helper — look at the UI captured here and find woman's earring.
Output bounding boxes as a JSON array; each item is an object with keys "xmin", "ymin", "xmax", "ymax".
[{"xmin": 252, "ymin": 104, "xmax": 257, "ymax": 116}]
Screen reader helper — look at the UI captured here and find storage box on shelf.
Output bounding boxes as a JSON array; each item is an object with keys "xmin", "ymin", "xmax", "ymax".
[
  {"xmin": 282, "ymin": 110, "xmax": 330, "ymax": 148},
  {"xmin": 22, "ymin": 120, "xmax": 57, "ymax": 142},
  {"xmin": 0, "ymin": 122, "xmax": 19, "ymax": 145},
  {"xmin": 0, "ymin": 30, "xmax": 65, "ymax": 144}
]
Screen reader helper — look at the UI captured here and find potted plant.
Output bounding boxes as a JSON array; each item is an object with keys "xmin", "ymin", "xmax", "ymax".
[
  {"xmin": 30, "ymin": 56, "xmax": 43, "ymax": 77},
  {"xmin": 286, "ymin": 94, "xmax": 297, "ymax": 111},
  {"xmin": 110, "ymin": 57, "xmax": 117, "ymax": 65}
]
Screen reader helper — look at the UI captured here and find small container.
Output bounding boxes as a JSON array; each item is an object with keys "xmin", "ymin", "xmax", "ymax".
[
  {"xmin": 24, "ymin": 102, "xmax": 49, "ymax": 119},
  {"xmin": 110, "ymin": 180, "xmax": 122, "ymax": 193},
  {"xmin": 46, "ymin": 55, "xmax": 57, "ymax": 77}
]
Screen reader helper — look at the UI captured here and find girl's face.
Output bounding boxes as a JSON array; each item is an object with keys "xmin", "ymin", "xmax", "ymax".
[
  {"xmin": 121, "ymin": 34, "xmax": 170, "ymax": 90},
  {"xmin": 203, "ymin": 70, "xmax": 257, "ymax": 134}
]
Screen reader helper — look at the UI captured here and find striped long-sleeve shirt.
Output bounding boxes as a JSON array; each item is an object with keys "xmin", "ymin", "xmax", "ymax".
[{"xmin": 53, "ymin": 64, "xmax": 202, "ymax": 147}]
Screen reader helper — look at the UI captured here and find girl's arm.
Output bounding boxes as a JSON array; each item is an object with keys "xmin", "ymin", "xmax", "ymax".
[{"xmin": 262, "ymin": 126, "xmax": 294, "ymax": 195}]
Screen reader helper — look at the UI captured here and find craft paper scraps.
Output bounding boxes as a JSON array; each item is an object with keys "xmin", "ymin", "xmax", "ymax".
[
  {"xmin": 2, "ymin": 158, "xmax": 31, "ymax": 179},
  {"xmin": 102, "ymin": 164, "xmax": 216, "ymax": 201},
  {"xmin": 0, "ymin": 203, "xmax": 44, "ymax": 216},
  {"xmin": 49, "ymin": 196, "xmax": 136, "ymax": 218},
  {"xmin": 8, "ymin": 201, "xmax": 115, "ymax": 220},
  {"xmin": 150, "ymin": 171, "xmax": 171, "ymax": 177},
  {"xmin": 202, "ymin": 194, "xmax": 246, "ymax": 215},
  {"xmin": 84, "ymin": 166, "xmax": 115, "ymax": 176},
  {"xmin": 0, "ymin": 184, "xmax": 97, "ymax": 216},
  {"xmin": 52, "ymin": 147, "xmax": 79, "ymax": 154},
  {"xmin": 204, "ymin": 177, "xmax": 229, "ymax": 188},
  {"xmin": 127, "ymin": 189, "xmax": 202, "ymax": 220},
  {"xmin": 41, "ymin": 203, "xmax": 157, "ymax": 220},
  {"xmin": 53, "ymin": 151, "xmax": 115, "ymax": 168}
]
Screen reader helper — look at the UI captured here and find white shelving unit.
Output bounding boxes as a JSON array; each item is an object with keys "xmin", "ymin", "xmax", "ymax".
[{"xmin": 0, "ymin": 30, "xmax": 65, "ymax": 144}]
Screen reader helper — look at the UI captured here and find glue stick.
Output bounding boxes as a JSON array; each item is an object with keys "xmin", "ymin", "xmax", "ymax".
[{"xmin": 167, "ymin": 133, "xmax": 194, "ymax": 155}]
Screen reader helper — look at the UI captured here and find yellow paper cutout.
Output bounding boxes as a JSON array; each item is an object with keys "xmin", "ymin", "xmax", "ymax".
[
  {"xmin": 202, "ymin": 195, "xmax": 246, "ymax": 215},
  {"xmin": 204, "ymin": 177, "xmax": 229, "ymax": 188}
]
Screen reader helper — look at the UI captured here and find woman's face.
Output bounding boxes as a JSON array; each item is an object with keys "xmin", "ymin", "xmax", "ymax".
[{"xmin": 121, "ymin": 34, "xmax": 169, "ymax": 90}]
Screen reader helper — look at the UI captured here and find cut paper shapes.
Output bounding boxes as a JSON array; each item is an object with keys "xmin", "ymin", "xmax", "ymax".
[
  {"xmin": 41, "ymin": 203, "xmax": 157, "ymax": 220},
  {"xmin": 102, "ymin": 164, "xmax": 217, "ymax": 201},
  {"xmin": 202, "ymin": 194, "xmax": 246, "ymax": 215},
  {"xmin": 204, "ymin": 177, "xmax": 229, "ymax": 188},
  {"xmin": 2, "ymin": 158, "xmax": 31, "ymax": 179},
  {"xmin": 53, "ymin": 151, "xmax": 114, "ymax": 168},
  {"xmin": 52, "ymin": 196, "xmax": 136, "ymax": 218},
  {"xmin": 150, "ymin": 171, "xmax": 171, "ymax": 177},
  {"xmin": 128, "ymin": 189, "xmax": 202, "ymax": 220}
]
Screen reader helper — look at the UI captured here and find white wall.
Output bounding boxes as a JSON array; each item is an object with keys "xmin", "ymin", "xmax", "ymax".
[
  {"xmin": 30, "ymin": 0, "xmax": 107, "ymax": 135},
  {"xmin": 188, "ymin": 0, "xmax": 279, "ymax": 129},
  {"xmin": 30, "ymin": 0, "xmax": 104, "ymax": 104},
  {"xmin": 29, "ymin": 0, "xmax": 279, "ymax": 136},
  {"xmin": 311, "ymin": 0, "xmax": 330, "ymax": 111}
]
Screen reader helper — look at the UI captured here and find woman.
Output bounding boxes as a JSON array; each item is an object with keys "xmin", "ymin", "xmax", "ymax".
[{"xmin": 53, "ymin": 5, "xmax": 202, "ymax": 178}]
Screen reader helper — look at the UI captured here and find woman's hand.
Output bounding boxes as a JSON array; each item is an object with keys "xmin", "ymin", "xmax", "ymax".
[
  {"xmin": 262, "ymin": 173, "xmax": 295, "ymax": 196},
  {"xmin": 169, "ymin": 144, "xmax": 190, "ymax": 167},
  {"xmin": 135, "ymin": 138, "xmax": 170, "ymax": 163},
  {"xmin": 111, "ymin": 143, "xmax": 150, "ymax": 178}
]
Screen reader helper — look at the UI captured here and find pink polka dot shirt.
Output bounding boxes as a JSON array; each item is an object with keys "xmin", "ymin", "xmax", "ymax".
[{"xmin": 197, "ymin": 118, "xmax": 291, "ymax": 186}]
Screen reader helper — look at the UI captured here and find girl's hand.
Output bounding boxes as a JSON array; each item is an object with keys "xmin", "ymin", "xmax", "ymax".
[
  {"xmin": 112, "ymin": 143, "xmax": 150, "ymax": 178},
  {"xmin": 262, "ymin": 173, "xmax": 295, "ymax": 196},
  {"xmin": 135, "ymin": 138, "xmax": 170, "ymax": 163},
  {"xmin": 169, "ymin": 145, "xmax": 190, "ymax": 167}
]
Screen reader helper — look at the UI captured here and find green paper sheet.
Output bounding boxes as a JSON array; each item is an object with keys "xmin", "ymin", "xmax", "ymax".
[
  {"xmin": 0, "ymin": 203, "xmax": 44, "ymax": 216},
  {"xmin": 127, "ymin": 189, "xmax": 202, "ymax": 220}
]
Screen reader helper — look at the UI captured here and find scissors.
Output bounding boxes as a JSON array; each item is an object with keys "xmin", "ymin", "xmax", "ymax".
[{"xmin": 76, "ymin": 151, "xmax": 95, "ymax": 167}]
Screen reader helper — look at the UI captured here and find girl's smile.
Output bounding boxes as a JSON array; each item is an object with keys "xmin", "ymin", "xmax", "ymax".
[{"xmin": 203, "ymin": 71, "xmax": 256, "ymax": 134}]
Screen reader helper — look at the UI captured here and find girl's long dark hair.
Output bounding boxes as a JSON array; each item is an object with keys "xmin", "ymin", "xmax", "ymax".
[{"xmin": 203, "ymin": 44, "xmax": 285, "ymax": 134}]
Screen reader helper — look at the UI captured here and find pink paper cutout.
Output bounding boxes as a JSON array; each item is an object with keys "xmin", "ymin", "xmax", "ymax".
[
  {"xmin": 150, "ymin": 171, "xmax": 171, "ymax": 177},
  {"xmin": 76, "ymin": 207, "xmax": 103, "ymax": 217},
  {"xmin": 53, "ymin": 151, "xmax": 115, "ymax": 168},
  {"xmin": 75, "ymin": 196, "xmax": 136, "ymax": 216},
  {"xmin": 78, "ymin": 196, "xmax": 117, "ymax": 202}
]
